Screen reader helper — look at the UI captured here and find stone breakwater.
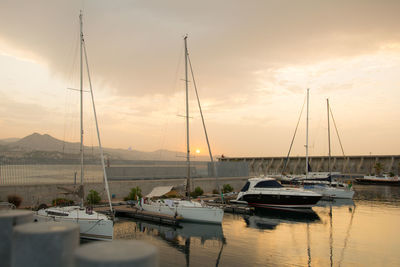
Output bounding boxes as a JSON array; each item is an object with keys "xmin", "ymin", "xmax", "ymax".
[{"xmin": 221, "ymin": 155, "xmax": 400, "ymax": 176}]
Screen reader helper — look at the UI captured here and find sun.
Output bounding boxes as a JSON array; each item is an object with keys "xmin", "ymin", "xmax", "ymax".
[{"xmin": 195, "ymin": 149, "xmax": 201, "ymax": 154}]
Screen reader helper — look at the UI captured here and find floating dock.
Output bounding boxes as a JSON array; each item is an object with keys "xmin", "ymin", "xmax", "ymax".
[
  {"xmin": 94, "ymin": 205, "xmax": 182, "ymax": 226},
  {"xmin": 205, "ymin": 202, "xmax": 254, "ymax": 214}
]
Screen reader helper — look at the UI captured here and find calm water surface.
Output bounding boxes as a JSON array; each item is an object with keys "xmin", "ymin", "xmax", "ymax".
[{"xmin": 114, "ymin": 185, "xmax": 400, "ymax": 266}]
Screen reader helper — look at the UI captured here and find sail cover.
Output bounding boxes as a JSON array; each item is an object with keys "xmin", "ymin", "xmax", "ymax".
[{"xmin": 146, "ymin": 186, "xmax": 174, "ymax": 198}]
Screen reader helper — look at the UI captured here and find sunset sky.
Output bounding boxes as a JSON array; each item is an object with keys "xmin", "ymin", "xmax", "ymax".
[{"xmin": 1, "ymin": 0, "xmax": 400, "ymax": 157}]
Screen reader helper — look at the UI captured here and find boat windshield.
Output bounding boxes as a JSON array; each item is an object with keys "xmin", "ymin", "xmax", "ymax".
[
  {"xmin": 254, "ymin": 180, "xmax": 283, "ymax": 188},
  {"xmin": 240, "ymin": 182, "xmax": 251, "ymax": 192},
  {"xmin": 46, "ymin": 210, "xmax": 69, "ymax": 216}
]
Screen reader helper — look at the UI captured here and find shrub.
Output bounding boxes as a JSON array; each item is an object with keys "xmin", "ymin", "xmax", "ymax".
[
  {"xmin": 52, "ymin": 198, "xmax": 74, "ymax": 206},
  {"xmin": 86, "ymin": 190, "xmax": 101, "ymax": 205},
  {"xmin": 126, "ymin": 186, "xmax": 143, "ymax": 201},
  {"xmin": 222, "ymin": 184, "xmax": 234, "ymax": 193},
  {"xmin": 7, "ymin": 195, "xmax": 22, "ymax": 208},
  {"xmin": 190, "ymin": 186, "xmax": 204, "ymax": 198},
  {"xmin": 212, "ymin": 189, "xmax": 219, "ymax": 194}
]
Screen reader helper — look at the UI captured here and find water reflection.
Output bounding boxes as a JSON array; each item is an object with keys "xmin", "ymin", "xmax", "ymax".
[
  {"xmin": 243, "ymin": 209, "xmax": 320, "ymax": 230},
  {"xmin": 138, "ymin": 222, "xmax": 224, "ymax": 266},
  {"xmin": 116, "ymin": 219, "xmax": 226, "ymax": 266},
  {"xmin": 315, "ymin": 198, "xmax": 356, "ymax": 267},
  {"xmin": 317, "ymin": 198, "xmax": 355, "ymax": 207},
  {"xmin": 114, "ymin": 188, "xmax": 400, "ymax": 266},
  {"xmin": 354, "ymin": 184, "xmax": 400, "ymax": 202}
]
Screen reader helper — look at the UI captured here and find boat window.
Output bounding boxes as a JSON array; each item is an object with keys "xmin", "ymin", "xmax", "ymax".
[
  {"xmin": 254, "ymin": 180, "xmax": 283, "ymax": 188},
  {"xmin": 46, "ymin": 211, "xmax": 69, "ymax": 216},
  {"xmin": 240, "ymin": 182, "xmax": 251, "ymax": 192}
]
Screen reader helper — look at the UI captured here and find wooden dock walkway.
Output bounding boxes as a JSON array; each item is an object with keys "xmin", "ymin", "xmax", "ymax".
[
  {"xmin": 94, "ymin": 205, "xmax": 182, "ymax": 226},
  {"xmin": 204, "ymin": 202, "xmax": 254, "ymax": 214}
]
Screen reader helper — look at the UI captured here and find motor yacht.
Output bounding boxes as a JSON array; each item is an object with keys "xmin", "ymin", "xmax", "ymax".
[{"xmin": 234, "ymin": 177, "xmax": 322, "ymax": 211}]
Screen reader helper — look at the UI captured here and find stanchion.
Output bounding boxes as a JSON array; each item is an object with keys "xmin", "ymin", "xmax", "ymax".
[
  {"xmin": 11, "ymin": 221, "xmax": 79, "ymax": 267},
  {"xmin": 75, "ymin": 240, "xmax": 158, "ymax": 267},
  {"xmin": 0, "ymin": 210, "xmax": 33, "ymax": 266}
]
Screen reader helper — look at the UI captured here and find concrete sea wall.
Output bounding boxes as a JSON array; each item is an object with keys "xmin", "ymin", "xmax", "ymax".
[{"xmin": 220, "ymin": 155, "xmax": 400, "ymax": 176}]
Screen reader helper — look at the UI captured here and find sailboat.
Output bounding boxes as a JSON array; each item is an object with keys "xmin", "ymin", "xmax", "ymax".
[
  {"xmin": 301, "ymin": 98, "xmax": 354, "ymax": 199},
  {"xmin": 355, "ymin": 174, "xmax": 400, "ymax": 185},
  {"xmin": 141, "ymin": 35, "xmax": 224, "ymax": 224},
  {"xmin": 34, "ymin": 12, "xmax": 114, "ymax": 241}
]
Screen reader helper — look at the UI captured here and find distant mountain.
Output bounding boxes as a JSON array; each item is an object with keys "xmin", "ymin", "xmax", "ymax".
[
  {"xmin": 1, "ymin": 133, "xmax": 209, "ymax": 161},
  {"xmin": 12, "ymin": 133, "xmax": 78, "ymax": 152}
]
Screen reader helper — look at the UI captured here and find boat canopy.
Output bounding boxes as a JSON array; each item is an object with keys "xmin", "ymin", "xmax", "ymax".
[{"xmin": 146, "ymin": 186, "xmax": 174, "ymax": 198}]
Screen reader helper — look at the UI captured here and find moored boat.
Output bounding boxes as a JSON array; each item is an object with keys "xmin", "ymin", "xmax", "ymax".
[
  {"xmin": 34, "ymin": 12, "xmax": 114, "ymax": 240},
  {"xmin": 35, "ymin": 206, "xmax": 113, "ymax": 241},
  {"xmin": 235, "ymin": 177, "xmax": 322, "ymax": 211},
  {"xmin": 356, "ymin": 175, "xmax": 400, "ymax": 185},
  {"xmin": 141, "ymin": 199, "xmax": 224, "ymax": 224},
  {"xmin": 141, "ymin": 35, "xmax": 224, "ymax": 224},
  {"xmin": 303, "ymin": 183, "xmax": 354, "ymax": 199}
]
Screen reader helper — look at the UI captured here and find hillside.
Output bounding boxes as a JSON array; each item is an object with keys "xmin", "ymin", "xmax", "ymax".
[{"xmin": 0, "ymin": 133, "xmax": 209, "ymax": 161}]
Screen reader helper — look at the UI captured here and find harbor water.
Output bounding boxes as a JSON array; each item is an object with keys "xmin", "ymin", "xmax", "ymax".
[{"xmin": 113, "ymin": 185, "xmax": 400, "ymax": 266}]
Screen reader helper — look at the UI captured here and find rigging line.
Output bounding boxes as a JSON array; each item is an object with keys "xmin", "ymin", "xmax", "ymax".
[
  {"xmin": 329, "ymin": 105, "xmax": 345, "ymax": 157},
  {"xmin": 282, "ymin": 95, "xmax": 306, "ymax": 174},
  {"xmin": 63, "ymin": 26, "xmax": 80, "ymax": 153},
  {"xmin": 83, "ymin": 38, "xmax": 113, "ymax": 215},
  {"xmin": 159, "ymin": 42, "xmax": 185, "ymax": 160},
  {"xmin": 63, "ymin": 32, "xmax": 79, "ymax": 155},
  {"xmin": 188, "ymin": 53, "xmax": 221, "ymax": 195},
  {"xmin": 311, "ymin": 111, "xmax": 323, "ymax": 156}
]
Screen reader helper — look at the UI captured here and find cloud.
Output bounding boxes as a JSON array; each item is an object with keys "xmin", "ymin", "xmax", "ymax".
[
  {"xmin": 1, "ymin": 0, "xmax": 400, "ymax": 101},
  {"xmin": 2, "ymin": 0, "xmax": 400, "ymax": 155}
]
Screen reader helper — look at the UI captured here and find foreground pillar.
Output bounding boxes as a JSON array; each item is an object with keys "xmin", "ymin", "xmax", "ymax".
[
  {"xmin": 75, "ymin": 240, "xmax": 158, "ymax": 267},
  {"xmin": 11, "ymin": 221, "xmax": 79, "ymax": 267},
  {"xmin": 0, "ymin": 210, "xmax": 33, "ymax": 266}
]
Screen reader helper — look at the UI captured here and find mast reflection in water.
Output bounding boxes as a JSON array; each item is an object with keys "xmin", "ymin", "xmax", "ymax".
[{"xmin": 114, "ymin": 185, "xmax": 400, "ymax": 266}]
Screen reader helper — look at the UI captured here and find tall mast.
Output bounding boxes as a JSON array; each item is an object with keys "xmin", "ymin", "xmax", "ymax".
[
  {"xmin": 83, "ymin": 38, "xmax": 114, "ymax": 215},
  {"xmin": 79, "ymin": 11, "xmax": 84, "ymax": 205},
  {"xmin": 184, "ymin": 35, "xmax": 191, "ymax": 198},
  {"xmin": 305, "ymin": 88, "xmax": 309, "ymax": 178},
  {"xmin": 327, "ymin": 98, "xmax": 332, "ymax": 186}
]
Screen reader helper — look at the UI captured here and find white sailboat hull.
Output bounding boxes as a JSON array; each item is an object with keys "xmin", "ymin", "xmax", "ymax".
[
  {"xmin": 141, "ymin": 201, "xmax": 224, "ymax": 224},
  {"xmin": 34, "ymin": 206, "xmax": 114, "ymax": 241}
]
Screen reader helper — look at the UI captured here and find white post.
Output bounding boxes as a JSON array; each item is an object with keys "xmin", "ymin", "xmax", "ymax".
[
  {"xmin": 184, "ymin": 35, "xmax": 191, "ymax": 198},
  {"xmin": 327, "ymin": 98, "xmax": 332, "ymax": 185},
  {"xmin": 79, "ymin": 11, "xmax": 84, "ymax": 206},
  {"xmin": 305, "ymin": 88, "xmax": 310, "ymax": 178}
]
